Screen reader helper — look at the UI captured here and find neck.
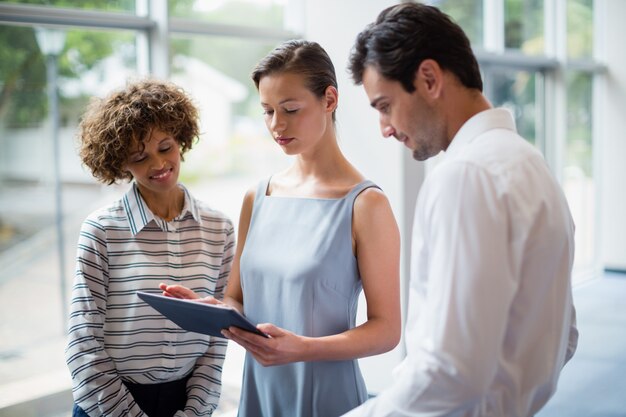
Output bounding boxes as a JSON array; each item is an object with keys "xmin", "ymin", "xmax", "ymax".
[
  {"xmin": 445, "ymin": 89, "xmax": 492, "ymax": 145},
  {"xmin": 292, "ymin": 132, "xmax": 352, "ymax": 182},
  {"xmin": 137, "ymin": 184, "xmax": 184, "ymax": 222}
]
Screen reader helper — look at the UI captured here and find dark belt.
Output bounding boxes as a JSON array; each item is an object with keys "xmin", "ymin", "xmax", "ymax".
[{"xmin": 123, "ymin": 372, "xmax": 192, "ymax": 417}]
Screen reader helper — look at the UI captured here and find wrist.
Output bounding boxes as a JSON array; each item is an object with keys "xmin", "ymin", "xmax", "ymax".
[{"xmin": 300, "ymin": 335, "xmax": 320, "ymax": 362}]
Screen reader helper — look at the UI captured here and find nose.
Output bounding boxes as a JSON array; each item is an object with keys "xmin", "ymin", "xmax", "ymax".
[
  {"xmin": 379, "ymin": 115, "xmax": 396, "ymax": 138},
  {"xmin": 271, "ymin": 112, "xmax": 286, "ymax": 134},
  {"xmin": 151, "ymin": 153, "xmax": 167, "ymax": 170}
]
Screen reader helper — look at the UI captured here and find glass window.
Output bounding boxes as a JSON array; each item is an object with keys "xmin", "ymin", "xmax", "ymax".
[
  {"xmin": 430, "ymin": 0, "xmax": 483, "ymax": 46},
  {"xmin": 0, "ymin": 23, "xmax": 138, "ymax": 386},
  {"xmin": 567, "ymin": 0, "xmax": 594, "ymax": 59},
  {"xmin": 504, "ymin": 0, "xmax": 545, "ymax": 54},
  {"xmin": 169, "ymin": 34, "xmax": 291, "ymax": 221},
  {"xmin": 169, "ymin": 0, "xmax": 286, "ymax": 29},
  {"xmin": 484, "ymin": 68, "xmax": 542, "ymax": 148},
  {"xmin": 563, "ymin": 71, "xmax": 594, "ymax": 278}
]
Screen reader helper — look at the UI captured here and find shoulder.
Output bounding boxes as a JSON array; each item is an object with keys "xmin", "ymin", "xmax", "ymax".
[
  {"xmin": 353, "ymin": 185, "xmax": 389, "ymax": 211},
  {"xmin": 451, "ymin": 127, "xmax": 539, "ymax": 177},
  {"xmin": 423, "ymin": 159, "xmax": 495, "ymax": 206},
  {"xmin": 82, "ymin": 199, "xmax": 125, "ymax": 228},
  {"xmin": 194, "ymin": 198, "xmax": 234, "ymax": 229},
  {"xmin": 77, "ymin": 201, "xmax": 125, "ymax": 246},
  {"xmin": 353, "ymin": 185, "xmax": 394, "ymax": 226},
  {"xmin": 433, "ymin": 130, "xmax": 545, "ymax": 198},
  {"xmin": 352, "ymin": 184, "xmax": 399, "ymax": 245},
  {"xmin": 181, "ymin": 185, "xmax": 233, "ymax": 230}
]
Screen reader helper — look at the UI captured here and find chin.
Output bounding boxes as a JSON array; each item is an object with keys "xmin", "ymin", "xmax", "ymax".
[
  {"xmin": 411, "ymin": 147, "xmax": 434, "ymax": 161},
  {"xmin": 412, "ymin": 152, "xmax": 429, "ymax": 162}
]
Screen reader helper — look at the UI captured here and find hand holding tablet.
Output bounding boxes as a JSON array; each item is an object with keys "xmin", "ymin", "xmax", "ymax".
[{"xmin": 137, "ymin": 291, "xmax": 269, "ymax": 338}]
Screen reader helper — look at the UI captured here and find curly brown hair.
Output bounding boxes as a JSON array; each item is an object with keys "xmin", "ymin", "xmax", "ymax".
[{"xmin": 77, "ymin": 79, "xmax": 200, "ymax": 184}]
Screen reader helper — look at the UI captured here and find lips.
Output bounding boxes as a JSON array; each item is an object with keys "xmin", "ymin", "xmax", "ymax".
[
  {"xmin": 275, "ymin": 136, "xmax": 294, "ymax": 146},
  {"xmin": 395, "ymin": 133, "xmax": 408, "ymax": 143},
  {"xmin": 150, "ymin": 167, "xmax": 173, "ymax": 180}
]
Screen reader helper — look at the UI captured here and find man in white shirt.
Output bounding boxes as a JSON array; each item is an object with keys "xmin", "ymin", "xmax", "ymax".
[{"xmin": 345, "ymin": 3, "xmax": 578, "ymax": 416}]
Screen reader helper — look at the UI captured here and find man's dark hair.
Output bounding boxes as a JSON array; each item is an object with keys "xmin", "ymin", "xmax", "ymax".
[{"xmin": 349, "ymin": 2, "xmax": 483, "ymax": 93}]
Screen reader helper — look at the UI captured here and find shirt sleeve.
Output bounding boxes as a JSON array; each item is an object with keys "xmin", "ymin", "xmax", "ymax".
[
  {"xmin": 181, "ymin": 220, "xmax": 236, "ymax": 417},
  {"xmin": 343, "ymin": 162, "xmax": 517, "ymax": 417},
  {"xmin": 65, "ymin": 217, "xmax": 147, "ymax": 417}
]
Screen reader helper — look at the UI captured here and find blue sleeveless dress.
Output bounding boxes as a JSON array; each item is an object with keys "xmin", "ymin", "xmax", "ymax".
[{"xmin": 237, "ymin": 178, "xmax": 376, "ymax": 417}]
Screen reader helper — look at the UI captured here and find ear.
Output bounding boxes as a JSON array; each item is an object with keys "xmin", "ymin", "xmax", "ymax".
[
  {"xmin": 323, "ymin": 85, "xmax": 339, "ymax": 114},
  {"xmin": 413, "ymin": 59, "xmax": 443, "ymax": 101}
]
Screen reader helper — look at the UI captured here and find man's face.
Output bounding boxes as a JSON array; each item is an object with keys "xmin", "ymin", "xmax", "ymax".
[{"xmin": 361, "ymin": 66, "xmax": 446, "ymax": 161}]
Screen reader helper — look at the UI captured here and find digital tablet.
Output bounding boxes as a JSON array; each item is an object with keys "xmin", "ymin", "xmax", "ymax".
[{"xmin": 137, "ymin": 291, "xmax": 269, "ymax": 338}]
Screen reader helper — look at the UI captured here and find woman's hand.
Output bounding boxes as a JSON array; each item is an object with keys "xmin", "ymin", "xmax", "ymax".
[
  {"xmin": 158, "ymin": 283, "xmax": 222, "ymax": 306},
  {"xmin": 222, "ymin": 324, "xmax": 310, "ymax": 367}
]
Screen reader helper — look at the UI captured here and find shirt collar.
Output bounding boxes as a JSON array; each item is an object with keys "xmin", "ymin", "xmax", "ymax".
[
  {"xmin": 444, "ymin": 108, "xmax": 517, "ymax": 157},
  {"xmin": 122, "ymin": 182, "xmax": 200, "ymax": 235}
]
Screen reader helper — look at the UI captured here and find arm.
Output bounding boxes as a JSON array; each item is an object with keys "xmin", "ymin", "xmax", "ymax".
[
  {"xmin": 220, "ymin": 188, "xmax": 255, "ymax": 313},
  {"xmin": 177, "ymin": 219, "xmax": 236, "ymax": 417},
  {"xmin": 343, "ymin": 163, "xmax": 516, "ymax": 416},
  {"xmin": 65, "ymin": 218, "xmax": 146, "ymax": 417},
  {"xmin": 224, "ymin": 187, "xmax": 401, "ymax": 365}
]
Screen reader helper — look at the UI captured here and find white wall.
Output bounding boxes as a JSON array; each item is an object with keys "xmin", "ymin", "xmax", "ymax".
[
  {"xmin": 299, "ymin": 0, "xmax": 425, "ymax": 394},
  {"xmin": 600, "ymin": 0, "xmax": 626, "ymax": 271}
]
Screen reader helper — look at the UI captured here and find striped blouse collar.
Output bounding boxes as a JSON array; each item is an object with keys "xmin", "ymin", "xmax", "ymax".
[{"xmin": 122, "ymin": 182, "xmax": 200, "ymax": 235}]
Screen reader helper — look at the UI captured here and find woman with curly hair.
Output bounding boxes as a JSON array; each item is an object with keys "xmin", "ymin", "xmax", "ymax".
[{"xmin": 66, "ymin": 79, "xmax": 235, "ymax": 417}]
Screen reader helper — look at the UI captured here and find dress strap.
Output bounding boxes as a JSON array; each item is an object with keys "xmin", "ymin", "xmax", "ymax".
[
  {"xmin": 253, "ymin": 177, "xmax": 271, "ymax": 206},
  {"xmin": 344, "ymin": 180, "xmax": 380, "ymax": 204}
]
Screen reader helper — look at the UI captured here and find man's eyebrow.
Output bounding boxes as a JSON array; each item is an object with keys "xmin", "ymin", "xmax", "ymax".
[{"xmin": 370, "ymin": 97, "xmax": 384, "ymax": 109}]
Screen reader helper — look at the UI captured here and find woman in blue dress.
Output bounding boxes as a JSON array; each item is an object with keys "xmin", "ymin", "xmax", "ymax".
[{"xmin": 161, "ymin": 40, "xmax": 400, "ymax": 417}]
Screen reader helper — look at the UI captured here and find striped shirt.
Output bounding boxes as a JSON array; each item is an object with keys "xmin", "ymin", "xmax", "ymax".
[{"xmin": 65, "ymin": 182, "xmax": 235, "ymax": 417}]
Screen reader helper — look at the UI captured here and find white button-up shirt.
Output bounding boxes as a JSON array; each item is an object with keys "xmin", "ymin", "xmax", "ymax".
[{"xmin": 345, "ymin": 108, "xmax": 578, "ymax": 417}]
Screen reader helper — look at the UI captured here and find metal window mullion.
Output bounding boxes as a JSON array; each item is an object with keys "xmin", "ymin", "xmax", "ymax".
[
  {"xmin": 169, "ymin": 18, "xmax": 298, "ymax": 41},
  {"xmin": 544, "ymin": 0, "xmax": 557, "ymax": 57},
  {"xmin": 483, "ymin": 0, "xmax": 504, "ymax": 52},
  {"xmin": 542, "ymin": 0, "xmax": 557, "ymax": 175},
  {"xmin": 0, "ymin": 2, "xmax": 154, "ymax": 30},
  {"xmin": 147, "ymin": 0, "xmax": 169, "ymax": 79},
  {"xmin": 592, "ymin": 0, "xmax": 607, "ymax": 277},
  {"xmin": 565, "ymin": 60, "xmax": 607, "ymax": 73},
  {"xmin": 475, "ymin": 50, "xmax": 559, "ymax": 70},
  {"xmin": 535, "ymin": 71, "xmax": 546, "ymax": 156},
  {"xmin": 547, "ymin": 0, "xmax": 568, "ymax": 182},
  {"xmin": 135, "ymin": 0, "xmax": 150, "ymax": 76}
]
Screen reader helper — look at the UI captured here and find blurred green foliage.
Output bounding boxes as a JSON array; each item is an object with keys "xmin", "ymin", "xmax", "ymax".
[{"xmin": 0, "ymin": 0, "xmax": 195, "ymax": 127}]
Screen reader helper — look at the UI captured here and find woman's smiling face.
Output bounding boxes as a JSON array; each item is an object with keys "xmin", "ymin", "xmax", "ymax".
[{"xmin": 125, "ymin": 128, "xmax": 181, "ymax": 195}]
